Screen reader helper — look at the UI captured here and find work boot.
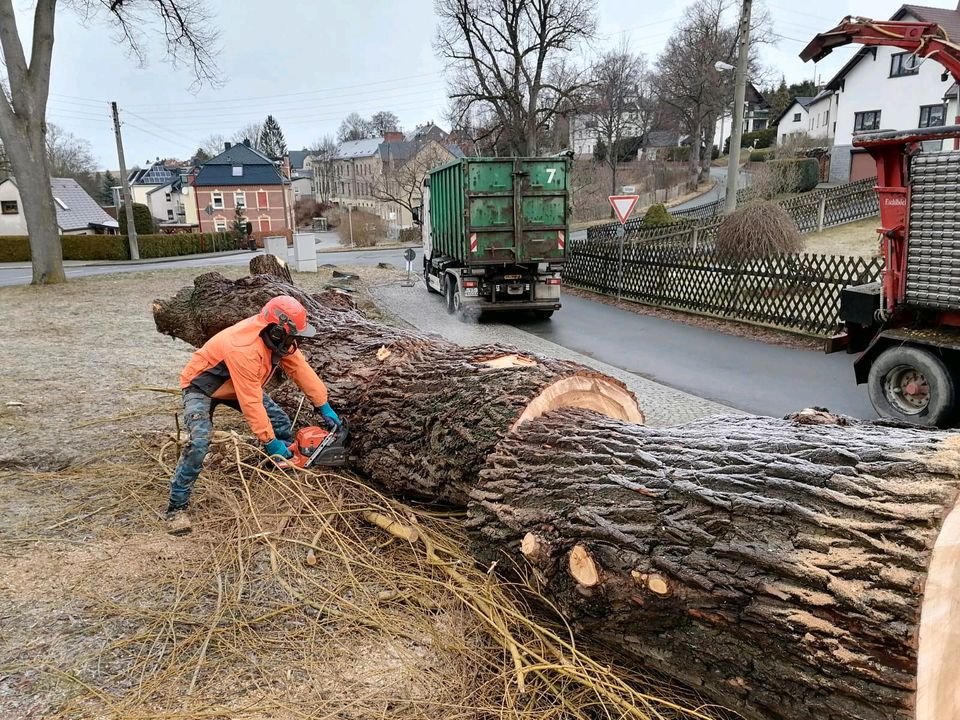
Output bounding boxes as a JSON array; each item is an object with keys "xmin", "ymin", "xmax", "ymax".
[{"xmin": 164, "ymin": 505, "xmax": 193, "ymax": 536}]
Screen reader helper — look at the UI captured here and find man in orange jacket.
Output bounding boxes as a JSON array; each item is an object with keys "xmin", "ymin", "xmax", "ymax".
[{"xmin": 165, "ymin": 295, "xmax": 340, "ymax": 533}]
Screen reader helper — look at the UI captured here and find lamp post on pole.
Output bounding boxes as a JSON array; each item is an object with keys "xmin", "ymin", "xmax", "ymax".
[{"xmin": 724, "ymin": 0, "xmax": 753, "ymax": 215}]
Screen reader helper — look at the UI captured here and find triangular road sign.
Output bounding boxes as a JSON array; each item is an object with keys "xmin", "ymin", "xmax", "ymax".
[{"xmin": 609, "ymin": 195, "xmax": 640, "ymax": 225}]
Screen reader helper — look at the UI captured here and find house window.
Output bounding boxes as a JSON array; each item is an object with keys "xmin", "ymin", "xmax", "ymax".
[
  {"xmin": 1, "ymin": 200, "xmax": 17, "ymax": 214},
  {"xmin": 854, "ymin": 110, "xmax": 882, "ymax": 132},
  {"xmin": 919, "ymin": 104, "xmax": 947, "ymax": 128},
  {"xmin": 167, "ymin": 209, "xmax": 174, "ymax": 221},
  {"xmin": 234, "ymin": 191, "xmax": 246, "ymax": 209},
  {"xmin": 890, "ymin": 52, "xmax": 920, "ymax": 78},
  {"xmin": 214, "ymin": 217, "xmax": 227, "ymax": 232},
  {"xmin": 232, "ymin": 165, "xmax": 243, "ymax": 177},
  {"xmin": 165, "ymin": 192, "xmax": 172, "ymax": 202},
  {"xmin": 256, "ymin": 190, "xmax": 268, "ymax": 208},
  {"xmin": 211, "ymin": 191, "xmax": 224, "ymax": 209},
  {"xmin": 793, "ymin": 113, "xmax": 801, "ymax": 122},
  {"xmin": 753, "ymin": 119, "xmax": 767, "ymax": 131}
]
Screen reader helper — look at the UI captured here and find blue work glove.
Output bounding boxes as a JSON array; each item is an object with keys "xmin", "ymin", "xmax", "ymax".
[
  {"xmin": 264, "ymin": 438, "xmax": 293, "ymax": 459},
  {"xmin": 316, "ymin": 402, "xmax": 342, "ymax": 431}
]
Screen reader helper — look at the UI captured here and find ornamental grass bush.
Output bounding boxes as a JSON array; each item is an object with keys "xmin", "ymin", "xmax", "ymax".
[{"xmin": 715, "ymin": 201, "xmax": 802, "ymax": 261}]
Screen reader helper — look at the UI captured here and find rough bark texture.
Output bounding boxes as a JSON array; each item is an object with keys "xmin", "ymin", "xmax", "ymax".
[
  {"xmin": 469, "ymin": 408, "xmax": 960, "ymax": 720},
  {"xmin": 152, "ymin": 270, "xmax": 641, "ymax": 505}
]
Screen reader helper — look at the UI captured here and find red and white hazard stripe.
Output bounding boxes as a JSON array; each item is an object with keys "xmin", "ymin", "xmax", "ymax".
[
  {"xmin": 557, "ymin": 230, "xmax": 565, "ymax": 251},
  {"xmin": 469, "ymin": 233, "xmax": 478, "ymax": 253}
]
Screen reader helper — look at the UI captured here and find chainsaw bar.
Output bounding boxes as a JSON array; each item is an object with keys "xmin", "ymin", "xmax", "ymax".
[{"xmin": 303, "ymin": 419, "xmax": 349, "ymax": 468}]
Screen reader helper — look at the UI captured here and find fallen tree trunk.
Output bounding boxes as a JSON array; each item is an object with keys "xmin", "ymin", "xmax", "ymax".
[
  {"xmin": 152, "ymin": 270, "xmax": 642, "ymax": 504},
  {"xmin": 469, "ymin": 408, "xmax": 960, "ymax": 720}
]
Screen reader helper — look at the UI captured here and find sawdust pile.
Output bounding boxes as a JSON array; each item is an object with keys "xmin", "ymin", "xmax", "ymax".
[{"xmin": 2, "ymin": 429, "xmax": 728, "ymax": 720}]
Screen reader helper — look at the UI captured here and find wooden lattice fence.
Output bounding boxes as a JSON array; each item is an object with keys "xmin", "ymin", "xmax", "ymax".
[{"xmin": 565, "ymin": 238, "xmax": 883, "ymax": 336}]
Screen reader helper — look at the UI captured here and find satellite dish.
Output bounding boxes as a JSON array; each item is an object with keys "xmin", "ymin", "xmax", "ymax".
[{"xmin": 204, "ymin": 205, "xmax": 214, "ymax": 216}]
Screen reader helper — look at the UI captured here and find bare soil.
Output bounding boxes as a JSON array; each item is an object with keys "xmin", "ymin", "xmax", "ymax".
[{"xmin": 802, "ymin": 216, "xmax": 881, "ymax": 257}]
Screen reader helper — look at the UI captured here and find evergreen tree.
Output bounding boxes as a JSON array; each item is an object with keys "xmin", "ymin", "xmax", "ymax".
[
  {"xmin": 232, "ymin": 203, "xmax": 246, "ymax": 239},
  {"xmin": 259, "ymin": 115, "xmax": 287, "ymax": 159},
  {"xmin": 100, "ymin": 170, "xmax": 118, "ymax": 205},
  {"xmin": 191, "ymin": 147, "xmax": 211, "ymax": 166}
]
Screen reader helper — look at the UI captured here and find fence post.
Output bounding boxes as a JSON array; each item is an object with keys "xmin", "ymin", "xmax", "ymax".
[
  {"xmin": 817, "ymin": 196, "xmax": 827, "ymax": 233},
  {"xmin": 616, "ymin": 227, "xmax": 626, "ymax": 302},
  {"xmin": 692, "ymin": 225, "xmax": 700, "ymax": 252}
]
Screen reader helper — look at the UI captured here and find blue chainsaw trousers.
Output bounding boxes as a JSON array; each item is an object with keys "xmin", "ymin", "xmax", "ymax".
[{"xmin": 167, "ymin": 389, "xmax": 294, "ymax": 510}]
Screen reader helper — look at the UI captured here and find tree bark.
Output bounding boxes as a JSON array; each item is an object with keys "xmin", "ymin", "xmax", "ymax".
[
  {"xmin": 249, "ymin": 253, "xmax": 293, "ymax": 283},
  {"xmin": 469, "ymin": 408, "xmax": 960, "ymax": 720},
  {"xmin": 152, "ymin": 269, "xmax": 642, "ymax": 505}
]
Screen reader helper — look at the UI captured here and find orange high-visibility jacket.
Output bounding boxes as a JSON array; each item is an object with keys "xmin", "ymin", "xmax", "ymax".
[{"xmin": 179, "ymin": 314, "xmax": 329, "ymax": 442}]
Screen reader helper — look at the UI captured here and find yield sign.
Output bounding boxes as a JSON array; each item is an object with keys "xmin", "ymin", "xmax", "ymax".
[{"xmin": 608, "ymin": 195, "xmax": 640, "ymax": 225}]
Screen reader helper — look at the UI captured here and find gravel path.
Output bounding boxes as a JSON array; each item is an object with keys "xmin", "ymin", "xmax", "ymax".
[{"xmin": 369, "ymin": 280, "xmax": 742, "ymax": 426}]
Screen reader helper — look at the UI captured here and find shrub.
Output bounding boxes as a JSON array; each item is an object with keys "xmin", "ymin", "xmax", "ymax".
[
  {"xmin": 664, "ymin": 146, "xmax": 690, "ymax": 162},
  {"xmin": 0, "ymin": 236, "xmax": 32, "ymax": 262},
  {"xmin": 117, "ymin": 203, "xmax": 157, "ymax": 235},
  {"xmin": 764, "ymin": 158, "xmax": 819, "ymax": 194},
  {"xmin": 724, "ymin": 127, "xmax": 777, "ymax": 154},
  {"xmin": 642, "ymin": 203, "xmax": 675, "ymax": 227},
  {"xmin": 323, "ymin": 207, "xmax": 342, "ymax": 229},
  {"xmin": 711, "ymin": 146, "xmax": 721, "ymax": 160},
  {"xmin": 399, "ymin": 227, "xmax": 420, "ymax": 244},
  {"xmin": 749, "ymin": 149, "xmax": 773, "ymax": 162},
  {"xmin": 62, "ymin": 235, "xmax": 128, "ymax": 260},
  {"xmin": 138, "ymin": 232, "xmax": 238, "ymax": 258},
  {"xmin": 335, "ymin": 209, "xmax": 383, "ymax": 248},
  {"xmin": 715, "ymin": 201, "xmax": 802, "ymax": 261},
  {"xmin": 294, "ymin": 198, "xmax": 322, "ymax": 227}
]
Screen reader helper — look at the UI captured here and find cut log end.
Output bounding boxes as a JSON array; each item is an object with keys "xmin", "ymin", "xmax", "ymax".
[
  {"xmin": 479, "ymin": 353, "xmax": 538, "ymax": 368},
  {"xmin": 513, "ymin": 375, "xmax": 644, "ymax": 429},
  {"xmin": 917, "ymin": 498, "xmax": 960, "ymax": 720},
  {"xmin": 569, "ymin": 544, "xmax": 600, "ymax": 587}
]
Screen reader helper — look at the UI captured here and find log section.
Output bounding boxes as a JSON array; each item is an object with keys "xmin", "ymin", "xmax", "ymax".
[
  {"xmin": 469, "ymin": 408, "xmax": 960, "ymax": 720},
  {"xmin": 152, "ymin": 271, "xmax": 642, "ymax": 504}
]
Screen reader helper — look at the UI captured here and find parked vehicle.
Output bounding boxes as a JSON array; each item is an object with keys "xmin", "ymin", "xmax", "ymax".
[
  {"xmin": 805, "ymin": 18, "xmax": 960, "ymax": 426},
  {"xmin": 419, "ymin": 156, "xmax": 568, "ymax": 321}
]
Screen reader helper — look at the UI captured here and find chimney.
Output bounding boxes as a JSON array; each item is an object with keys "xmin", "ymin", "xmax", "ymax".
[
  {"xmin": 243, "ymin": 138, "xmax": 251, "ymax": 147},
  {"xmin": 224, "ymin": 141, "xmax": 232, "ymax": 150},
  {"xmin": 384, "ymin": 131, "xmax": 404, "ymax": 142}
]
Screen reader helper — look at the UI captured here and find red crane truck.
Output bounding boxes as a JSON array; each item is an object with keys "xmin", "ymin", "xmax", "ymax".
[{"xmin": 803, "ymin": 18, "xmax": 960, "ymax": 426}]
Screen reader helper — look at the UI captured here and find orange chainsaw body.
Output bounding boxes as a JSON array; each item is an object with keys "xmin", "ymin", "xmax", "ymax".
[{"xmin": 285, "ymin": 426, "xmax": 332, "ymax": 468}]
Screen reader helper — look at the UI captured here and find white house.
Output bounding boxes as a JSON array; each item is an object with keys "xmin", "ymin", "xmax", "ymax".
[
  {"xmin": 773, "ymin": 96, "xmax": 815, "ymax": 144},
  {"xmin": 0, "ymin": 177, "xmax": 119, "ymax": 235},
  {"xmin": 804, "ymin": 89, "xmax": 837, "ymax": 141},
  {"xmin": 714, "ymin": 83, "xmax": 772, "ymax": 151},
  {"xmin": 821, "ymin": 3, "xmax": 960, "ymax": 182}
]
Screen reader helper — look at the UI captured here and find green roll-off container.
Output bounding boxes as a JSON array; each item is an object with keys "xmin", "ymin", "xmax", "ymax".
[{"xmin": 426, "ymin": 156, "xmax": 570, "ymax": 265}]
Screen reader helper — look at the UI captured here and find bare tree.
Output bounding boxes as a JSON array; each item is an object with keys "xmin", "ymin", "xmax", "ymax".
[
  {"xmin": 199, "ymin": 133, "xmax": 227, "ymax": 157},
  {"xmin": 308, "ymin": 135, "xmax": 338, "ymax": 205},
  {"xmin": 436, "ymin": 0, "xmax": 596, "ymax": 156},
  {"xmin": 338, "ymin": 112, "xmax": 373, "ymax": 142},
  {"xmin": 233, "ymin": 122, "xmax": 263, "ymax": 149},
  {"xmin": 369, "ymin": 111, "xmax": 401, "ymax": 136},
  {"xmin": 0, "ymin": 0, "xmax": 218, "ymax": 284},
  {"xmin": 652, "ymin": 0, "xmax": 770, "ymax": 181},
  {"xmin": 373, "ymin": 141, "xmax": 454, "ymax": 220},
  {"xmin": 590, "ymin": 42, "xmax": 648, "ymax": 203},
  {"xmin": 45, "ymin": 124, "xmax": 96, "ymax": 179}
]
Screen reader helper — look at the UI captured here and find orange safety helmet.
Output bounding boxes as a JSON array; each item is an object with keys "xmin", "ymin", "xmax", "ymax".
[{"xmin": 260, "ymin": 295, "xmax": 317, "ymax": 339}]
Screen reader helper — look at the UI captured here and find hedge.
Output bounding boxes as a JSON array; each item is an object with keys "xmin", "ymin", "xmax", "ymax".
[
  {"xmin": 724, "ymin": 127, "xmax": 776, "ymax": 153},
  {"xmin": 768, "ymin": 158, "xmax": 820, "ymax": 193},
  {"xmin": 0, "ymin": 232, "xmax": 240, "ymax": 263}
]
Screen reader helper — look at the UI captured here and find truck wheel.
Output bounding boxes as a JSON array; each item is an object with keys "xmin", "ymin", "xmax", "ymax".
[
  {"xmin": 451, "ymin": 287, "xmax": 472, "ymax": 322},
  {"xmin": 532, "ymin": 310, "xmax": 554, "ymax": 320},
  {"xmin": 867, "ymin": 345, "xmax": 955, "ymax": 427},
  {"xmin": 445, "ymin": 276, "xmax": 456, "ymax": 315}
]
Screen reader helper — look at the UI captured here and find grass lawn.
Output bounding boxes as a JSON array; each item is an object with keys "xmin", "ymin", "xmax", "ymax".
[{"xmin": 802, "ymin": 216, "xmax": 881, "ymax": 258}]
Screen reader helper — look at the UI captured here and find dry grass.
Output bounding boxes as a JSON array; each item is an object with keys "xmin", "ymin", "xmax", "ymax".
[
  {"xmin": 802, "ymin": 216, "xmax": 881, "ymax": 258},
  {"xmin": 0, "ymin": 266, "xmax": 731, "ymax": 720}
]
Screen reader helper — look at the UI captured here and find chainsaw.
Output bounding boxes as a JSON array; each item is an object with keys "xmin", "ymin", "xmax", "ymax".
[{"xmin": 280, "ymin": 419, "xmax": 350, "ymax": 469}]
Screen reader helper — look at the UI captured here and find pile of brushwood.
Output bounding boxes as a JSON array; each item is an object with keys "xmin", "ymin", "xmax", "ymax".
[{"xmin": 148, "ymin": 258, "xmax": 960, "ymax": 720}]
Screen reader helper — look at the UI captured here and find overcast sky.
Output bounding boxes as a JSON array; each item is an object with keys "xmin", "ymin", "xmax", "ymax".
[{"xmin": 16, "ymin": 0, "xmax": 957, "ymax": 168}]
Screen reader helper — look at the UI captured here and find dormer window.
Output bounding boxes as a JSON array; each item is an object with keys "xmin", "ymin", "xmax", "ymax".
[{"xmin": 232, "ymin": 166, "xmax": 243, "ymax": 177}]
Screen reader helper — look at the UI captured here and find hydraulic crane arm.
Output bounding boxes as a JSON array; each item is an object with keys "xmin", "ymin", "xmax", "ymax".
[{"xmin": 801, "ymin": 17, "xmax": 960, "ymax": 84}]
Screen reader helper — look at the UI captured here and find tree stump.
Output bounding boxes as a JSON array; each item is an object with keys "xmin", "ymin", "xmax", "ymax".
[
  {"xmin": 249, "ymin": 253, "xmax": 293, "ymax": 283},
  {"xmin": 469, "ymin": 408, "xmax": 960, "ymax": 720},
  {"xmin": 152, "ymin": 270, "xmax": 643, "ymax": 504}
]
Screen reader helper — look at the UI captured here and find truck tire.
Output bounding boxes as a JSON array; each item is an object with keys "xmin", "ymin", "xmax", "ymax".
[
  {"xmin": 867, "ymin": 345, "xmax": 955, "ymax": 427},
  {"xmin": 445, "ymin": 276, "xmax": 456, "ymax": 315}
]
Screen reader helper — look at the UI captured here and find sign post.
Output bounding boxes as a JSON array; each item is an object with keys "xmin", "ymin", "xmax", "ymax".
[
  {"xmin": 608, "ymin": 194, "xmax": 639, "ymax": 301},
  {"xmin": 402, "ymin": 247, "xmax": 416, "ymax": 287}
]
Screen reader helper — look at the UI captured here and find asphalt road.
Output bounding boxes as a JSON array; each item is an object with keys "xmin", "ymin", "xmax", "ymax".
[{"xmin": 2, "ymin": 245, "xmax": 874, "ymax": 419}]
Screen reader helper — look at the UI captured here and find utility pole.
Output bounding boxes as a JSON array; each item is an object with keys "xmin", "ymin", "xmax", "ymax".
[
  {"xmin": 111, "ymin": 102, "xmax": 139, "ymax": 260},
  {"xmin": 724, "ymin": 0, "xmax": 753, "ymax": 215}
]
